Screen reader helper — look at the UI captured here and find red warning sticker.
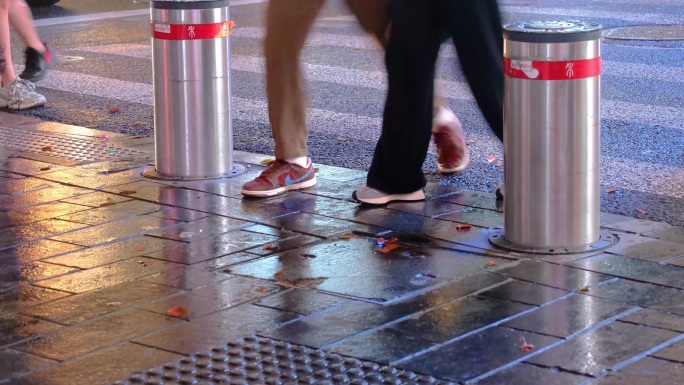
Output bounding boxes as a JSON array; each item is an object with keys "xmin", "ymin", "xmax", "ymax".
[
  {"xmin": 152, "ymin": 21, "xmax": 235, "ymax": 40},
  {"xmin": 504, "ymin": 57, "xmax": 601, "ymax": 80}
]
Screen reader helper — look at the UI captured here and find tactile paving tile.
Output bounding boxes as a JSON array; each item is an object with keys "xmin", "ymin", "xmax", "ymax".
[
  {"xmin": 0, "ymin": 127, "xmax": 148, "ymax": 163},
  {"xmin": 113, "ymin": 335, "xmax": 454, "ymax": 385}
]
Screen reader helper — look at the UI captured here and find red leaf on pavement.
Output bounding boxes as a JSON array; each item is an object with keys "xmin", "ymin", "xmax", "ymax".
[
  {"xmin": 167, "ymin": 306, "xmax": 189, "ymax": 317},
  {"xmin": 99, "ymin": 201, "xmax": 114, "ymax": 207},
  {"xmin": 456, "ymin": 224, "xmax": 472, "ymax": 232},
  {"xmin": 86, "ymin": 125, "xmax": 100, "ymax": 129},
  {"xmin": 605, "ymin": 188, "xmax": 617, "ymax": 194},
  {"xmin": 108, "ymin": 107, "xmax": 120, "ymax": 113},
  {"xmin": 637, "ymin": 209, "xmax": 648, "ymax": 215},
  {"xmin": 129, "ymin": 135, "xmax": 143, "ymax": 139},
  {"xmin": 274, "ymin": 269, "xmax": 286, "ymax": 277},
  {"xmin": 485, "ymin": 261, "xmax": 498, "ymax": 267},
  {"xmin": 378, "ymin": 243, "xmax": 401, "ymax": 253},
  {"xmin": 41, "ymin": 146, "xmax": 52, "ymax": 152},
  {"xmin": 134, "ymin": 246, "xmax": 146, "ymax": 252},
  {"xmin": 486, "ymin": 155, "xmax": 498, "ymax": 164},
  {"xmin": 520, "ymin": 336, "xmax": 535, "ymax": 352}
]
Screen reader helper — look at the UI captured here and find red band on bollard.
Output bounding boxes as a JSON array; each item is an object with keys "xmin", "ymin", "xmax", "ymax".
[
  {"xmin": 152, "ymin": 21, "xmax": 235, "ymax": 40},
  {"xmin": 504, "ymin": 57, "xmax": 601, "ymax": 80}
]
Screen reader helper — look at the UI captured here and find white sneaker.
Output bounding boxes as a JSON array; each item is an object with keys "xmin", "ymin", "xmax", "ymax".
[
  {"xmin": 0, "ymin": 78, "xmax": 46, "ymax": 110},
  {"xmin": 352, "ymin": 186, "xmax": 425, "ymax": 205}
]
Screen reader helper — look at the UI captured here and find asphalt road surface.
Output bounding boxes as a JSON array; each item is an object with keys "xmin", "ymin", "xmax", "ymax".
[{"xmin": 7, "ymin": 0, "xmax": 684, "ymax": 226}]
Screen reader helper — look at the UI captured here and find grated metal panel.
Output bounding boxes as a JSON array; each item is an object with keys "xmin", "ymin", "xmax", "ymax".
[
  {"xmin": 0, "ymin": 127, "xmax": 149, "ymax": 163},
  {"xmin": 603, "ymin": 25, "xmax": 684, "ymax": 41},
  {"xmin": 113, "ymin": 335, "xmax": 455, "ymax": 385}
]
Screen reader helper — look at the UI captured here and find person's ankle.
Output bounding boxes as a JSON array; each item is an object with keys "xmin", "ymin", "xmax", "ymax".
[{"xmin": 285, "ymin": 156, "xmax": 309, "ymax": 168}]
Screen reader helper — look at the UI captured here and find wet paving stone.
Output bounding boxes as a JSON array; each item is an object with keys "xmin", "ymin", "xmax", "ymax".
[
  {"xmin": 568, "ymin": 254, "xmax": 684, "ymax": 289},
  {"xmin": 21, "ymin": 280, "xmax": 181, "ymax": 326},
  {"xmin": 255, "ymin": 288, "xmax": 348, "ymax": 316},
  {"xmin": 43, "ymin": 235, "xmax": 183, "ymax": 269},
  {"xmin": 474, "ymin": 363, "xmax": 589, "ymax": 385},
  {"xmin": 495, "ymin": 259, "xmax": 612, "ymax": 291},
  {"xmin": 0, "ymin": 178, "xmax": 54, "ymax": 195},
  {"xmin": 13, "ymin": 309, "xmax": 183, "ymax": 361},
  {"xmin": 0, "ymin": 262, "xmax": 79, "ymax": 291},
  {"xmin": 264, "ymin": 192, "xmax": 380, "ymax": 220},
  {"xmin": 503, "ymin": 294, "xmax": 635, "ymax": 338},
  {"xmin": 299, "ymin": 178, "xmax": 357, "ymax": 201},
  {"xmin": 140, "ymin": 266, "xmax": 232, "ymax": 290},
  {"xmin": 601, "ymin": 212, "xmax": 672, "ymax": 234},
  {"xmin": 645, "ymin": 226, "xmax": 684, "ymax": 245},
  {"xmin": 0, "ymin": 185, "xmax": 89, "ymax": 211},
  {"xmin": 315, "ymin": 164, "xmax": 367, "ymax": 182},
  {"xmin": 196, "ymin": 252, "xmax": 265, "ymax": 271},
  {"xmin": 194, "ymin": 195, "xmax": 297, "ymax": 223},
  {"xmin": 593, "ymin": 357, "xmax": 684, "ymax": 385},
  {"xmin": 0, "ymin": 314, "xmax": 62, "ymax": 348},
  {"xmin": 100, "ymin": 181, "xmax": 181, "ymax": 203},
  {"xmin": 387, "ymin": 200, "xmax": 468, "ymax": 218},
  {"xmin": 4, "ymin": 202, "xmax": 90, "ymax": 226},
  {"xmin": 50, "ymin": 214, "xmax": 182, "ymax": 247},
  {"xmin": 620, "ymin": 308, "xmax": 684, "ymax": 333},
  {"xmin": 56, "ymin": 200, "xmax": 163, "ymax": 226},
  {"xmin": 244, "ymin": 234, "xmax": 321, "ymax": 256},
  {"xmin": 35, "ymin": 257, "xmax": 181, "ymax": 293},
  {"xmin": 12, "ymin": 342, "xmax": 182, "ymax": 385},
  {"xmin": 0, "ymin": 240, "xmax": 81, "ymax": 264},
  {"xmin": 59, "ymin": 191, "xmax": 134, "ymax": 208},
  {"xmin": 587, "ymin": 279, "xmax": 684, "ymax": 315},
  {"xmin": 525, "ymin": 321, "xmax": 678, "ymax": 377},
  {"xmin": 150, "ymin": 206, "xmax": 210, "ymax": 222},
  {"xmin": 139, "ymin": 277, "xmax": 283, "ymax": 320},
  {"xmin": 437, "ymin": 190, "xmax": 502, "ymax": 212},
  {"xmin": 228, "ymin": 236, "xmax": 509, "ymax": 301},
  {"xmin": 0, "ymin": 348, "xmax": 56, "ymax": 380},
  {"xmin": 392, "ymin": 296, "xmax": 532, "ymax": 343},
  {"xmin": 327, "ymin": 327, "xmax": 435, "ymax": 364},
  {"xmin": 0, "ymin": 158, "xmax": 62, "ymax": 176},
  {"xmin": 135, "ymin": 304, "xmax": 298, "ymax": 355},
  {"xmin": 262, "ymin": 211, "xmax": 373, "ymax": 238},
  {"xmin": 146, "ymin": 215, "xmax": 251, "ymax": 242},
  {"xmin": 479, "ymin": 279, "xmax": 570, "ymax": 306},
  {"xmin": 0, "ymin": 219, "xmax": 88, "ymax": 250},
  {"xmin": 0, "ymin": 285, "xmax": 71, "ymax": 316},
  {"xmin": 398, "ymin": 326, "xmax": 559, "ymax": 383},
  {"xmin": 603, "ymin": 233, "xmax": 684, "ymax": 262},
  {"xmin": 353, "ymin": 210, "xmax": 482, "ymax": 244},
  {"xmin": 651, "ymin": 339, "xmax": 684, "ymax": 363},
  {"xmin": 435, "ymin": 207, "xmax": 504, "ymax": 228}
]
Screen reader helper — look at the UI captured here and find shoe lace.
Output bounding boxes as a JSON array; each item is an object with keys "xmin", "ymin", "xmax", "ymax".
[
  {"xmin": 8, "ymin": 78, "xmax": 37, "ymax": 97},
  {"xmin": 257, "ymin": 160, "xmax": 290, "ymax": 180}
]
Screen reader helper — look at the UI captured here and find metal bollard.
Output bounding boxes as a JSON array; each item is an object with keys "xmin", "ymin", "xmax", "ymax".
[
  {"xmin": 145, "ymin": 0, "xmax": 243, "ymax": 180},
  {"xmin": 490, "ymin": 21, "xmax": 614, "ymax": 254}
]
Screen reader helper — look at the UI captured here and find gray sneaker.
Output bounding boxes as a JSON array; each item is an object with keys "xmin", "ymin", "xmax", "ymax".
[{"xmin": 0, "ymin": 78, "xmax": 46, "ymax": 110}]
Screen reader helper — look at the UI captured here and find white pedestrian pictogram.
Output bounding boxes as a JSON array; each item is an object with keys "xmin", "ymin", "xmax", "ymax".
[
  {"xmin": 566, "ymin": 62, "xmax": 574, "ymax": 78},
  {"xmin": 188, "ymin": 26, "xmax": 196, "ymax": 38}
]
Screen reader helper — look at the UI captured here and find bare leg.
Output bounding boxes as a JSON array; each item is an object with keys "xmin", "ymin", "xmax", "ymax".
[
  {"xmin": 0, "ymin": 0, "xmax": 16, "ymax": 85},
  {"xmin": 8, "ymin": 0, "xmax": 44, "ymax": 53}
]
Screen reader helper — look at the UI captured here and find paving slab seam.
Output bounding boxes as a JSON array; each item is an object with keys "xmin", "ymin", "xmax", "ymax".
[{"xmin": 600, "ymin": 330, "xmax": 684, "ymax": 378}]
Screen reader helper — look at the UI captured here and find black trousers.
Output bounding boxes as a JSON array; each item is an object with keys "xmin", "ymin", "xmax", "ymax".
[{"xmin": 367, "ymin": 0, "xmax": 504, "ymax": 194}]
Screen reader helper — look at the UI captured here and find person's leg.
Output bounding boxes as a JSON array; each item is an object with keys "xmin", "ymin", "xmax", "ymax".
[
  {"xmin": 9, "ymin": 0, "xmax": 53, "ymax": 82},
  {"xmin": 439, "ymin": 0, "xmax": 504, "ymax": 141},
  {"xmin": 345, "ymin": 0, "xmax": 391, "ymax": 46},
  {"xmin": 361, "ymin": 0, "xmax": 442, "ymax": 198},
  {"xmin": 265, "ymin": 0, "xmax": 325, "ymax": 161},
  {"xmin": 0, "ymin": 0, "xmax": 15, "ymax": 85}
]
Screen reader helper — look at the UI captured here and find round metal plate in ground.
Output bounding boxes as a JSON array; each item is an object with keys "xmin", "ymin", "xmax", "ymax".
[
  {"xmin": 488, "ymin": 227, "xmax": 616, "ymax": 255},
  {"xmin": 143, "ymin": 163, "xmax": 246, "ymax": 181},
  {"xmin": 112, "ymin": 335, "xmax": 455, "ymax": 385},
  {"xmin": 603, "ymin": 25, "xmax": 684, "ymax": 41}
]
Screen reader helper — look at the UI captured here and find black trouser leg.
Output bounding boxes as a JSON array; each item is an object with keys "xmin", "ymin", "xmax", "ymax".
[
  {"xmin": 439, "ymin": 0, "xmax": 504, "ymax": 141},
  {"xmin": 366, "ymin": 0, "xmax": 442, "ymax": 194}
]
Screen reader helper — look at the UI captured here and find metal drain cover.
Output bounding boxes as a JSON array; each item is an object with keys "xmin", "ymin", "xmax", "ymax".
[
  {"xmin": 0, "ymin": 127, "xmax": 148, "ymax": 164},
  {"xmin": 112, "ymin": 335, "xmax": 454, "ymax": 385},
  {"xmin": 603, "ymin": 25, "xmax": 684, "ymax": 40}
]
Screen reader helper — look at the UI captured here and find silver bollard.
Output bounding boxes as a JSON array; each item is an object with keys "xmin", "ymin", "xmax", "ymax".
[
  {"xmin": 145, "ymin": 0, "xmax": 243, "ymax": 180},
  {"xmin": 491, "ymin": 21, "xmax": 615, "ymax": 254}
]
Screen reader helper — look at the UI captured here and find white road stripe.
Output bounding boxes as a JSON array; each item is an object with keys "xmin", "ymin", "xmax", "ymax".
[
  {"xmin": 33, "ymin": 0, "xmax": 267, "ymax": 27},
  {"xmin": 68, "ymin": 44, "xmax": 684, "ymax": 130}
]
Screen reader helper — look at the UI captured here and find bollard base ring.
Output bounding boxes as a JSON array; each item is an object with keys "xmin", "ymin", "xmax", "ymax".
[
  {"xmin": 143, "ymin": 163, "xmax": 246, "ymax": 181},
  {"xmin": 488, "ymin": 227, "xmax": 616, "ymax": 255}
]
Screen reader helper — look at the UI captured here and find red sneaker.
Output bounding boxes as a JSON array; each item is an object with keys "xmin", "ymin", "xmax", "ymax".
[
  {"xmin": 432, "ymin": 106, "xmax": 470, "ymax": 174},
  {"xmin": 241, "ymin": 158, "xmax": 317, "ymax": 197}
]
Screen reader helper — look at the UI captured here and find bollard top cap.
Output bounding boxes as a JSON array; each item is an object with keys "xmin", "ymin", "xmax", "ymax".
[{"xmin": 504, "ymin": 20, "xmax": 602, "ymax": 43}]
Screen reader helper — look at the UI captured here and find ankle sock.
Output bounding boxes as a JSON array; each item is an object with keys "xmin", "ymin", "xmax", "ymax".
[{"xmin": 285, "ymin": 157, "xmax": 309, "ymax": 168}]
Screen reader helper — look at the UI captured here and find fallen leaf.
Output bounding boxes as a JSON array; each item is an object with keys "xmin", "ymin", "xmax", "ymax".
[
  {"xmin": 106, "ymin": 301, "xmax": 122, "ymax": 306},
  {"xmin": 340, "ymin": 234, "xmax": 358, "ymax": 240},
  {"xmin": 378, "ymin": 243, "xmax": 401, "ymax": 253},
  {"xmin": 262, "ymin": 243, "xmax": 275, "ymax": 250},
  {"xmin": 41, "ymin": 146, "xmax": 52, "ymax": 152},
  {"xmin": 520, "ymin": 336, "xmax": 535, "ymax": 352},
  {"xmin": 353, "ymin": 47, "xmax": 360, "ymax": 51},
  {"xmin": 86, "ymin": 125, "xmax": 100, "ymax": 129},
  {"xmin": 274, "ymin": 269, "xmax": 286, "ymax": 276},
  {"xmin": 119, "ymin": 190, "xmax": 137, "ymax": 195},
  {"xmin": 456, "ymin": 223, "xmax": 472, "ymax": 232},
  {"xmin": 579, "ymin": 285, "xmax": 589, "ymax": 292},
  {"xmin": 129, "ymin": 135, "xmax": 143, "ymax": 139},
  {"xmin": 637, "ymin": 209, "xmax": 648, "ymax": 215},
  {"xmin": 485, "ymin": 261, "xmax": 498, "ymax": 267},
  {"xmin": 276, "ymin": 277, "xmax": 326, "ymax": 288},
  {"xmin": 99, "ymin": 135, "xmax": 110, "ymax": 141},
  {"xmin": 605, "ymin": 188, "xmax": 617, "ymax": 194},
  {"xmin": 134, "ymin": 246, "xmax": 146, "ymax": 252},
  {"xmin": 314, "ymin": 167, "xmax": 320, "ymax": 173},
  {"xmin": 134, "ymin": 121, "xmax": 146, "ymax": 126},
  {"xmin": 256, "ymin": 286, "xmax": 270, "ymax": 293},
  {"xmin": 486, "ymin": 155, "xmax": 498, "ymax": 164},
  {"xmin": 337, "ymin": 137, "xmax": 347, "ymax": 142},
  {"xmin": 99, "ymin": 201, "xmax": 114, "ymax": 207},
  {"xmin": 167, "ymin": 306, "xmax": 189, "ymax": 317},
  {"xmin": 260, "ymin": 158, "xmax": 275, "ymax": 165},
  {"xmin": 21, "ymin": 119, "xmax": 37, "ymax": 125},
  {"xmin": 39, "ymin": 166, "xmax": 51, "ymax": 171},
  {"xmin": 466, "ymin": 140, "xmax": 476, "ymax": 145},
  {"xmin": 108, "ymin": 107, "xmax": 120, "ymax": 113}
]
